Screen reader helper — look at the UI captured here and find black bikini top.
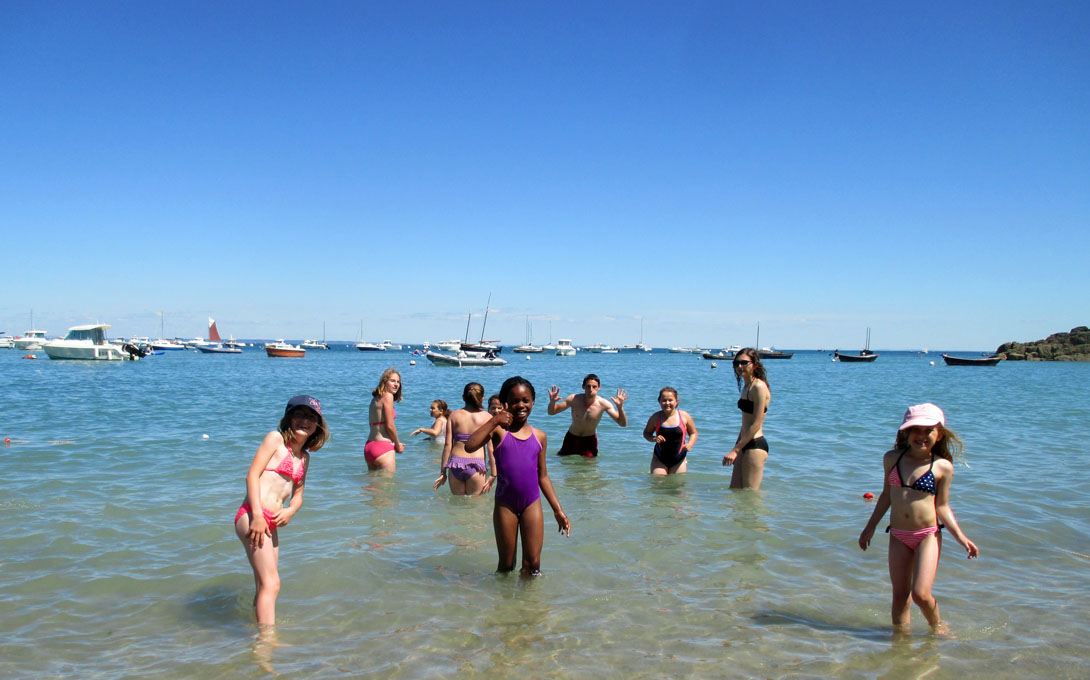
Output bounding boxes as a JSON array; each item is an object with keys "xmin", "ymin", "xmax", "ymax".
[{"xmin": 737, "ymin": 398, "xmax": 767, "ymax": 414}]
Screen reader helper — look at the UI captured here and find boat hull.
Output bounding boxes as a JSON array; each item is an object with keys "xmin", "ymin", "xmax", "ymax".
[
  {"xmin": 43, "ymin": 343, "xmax": 127, "ymax": 361},
  {"xmin": 198, "ymin": 345, "xmax": 243, "ymax": 354},
  {"xmin": 942, "ymin": 354, "xmax": 1001, "ymax": 366},
  {"xmin": 266, "ymin": 347, "xmax": 305, "ymax": 358},
  {"xmin": 425, "ymin": 351, "xmax": 507, "ymax": 367},
  {"xmin": 836, "ymin": 352, "xmax": 878, "ymax": 362}
]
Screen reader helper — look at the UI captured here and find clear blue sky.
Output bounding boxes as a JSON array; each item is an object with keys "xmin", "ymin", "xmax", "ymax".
[{"xmin": 4, "ymin": 2, "xmax": 1087, "ymax": 350}]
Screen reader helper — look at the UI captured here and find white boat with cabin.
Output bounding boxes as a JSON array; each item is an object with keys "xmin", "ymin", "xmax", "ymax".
[
  {"xmin": 15, "ymin": 329, "xmax": 50, "ymax": 351},
  {"xmin": 43, "ymin": 324, "xmax": 128, "ymax": 361},
  {"xmin": 425, "ymin": 350, "xmax": 507, "ymax": 367},
  {"xmin": 555, "ymin": 339, "xmax": 576, "ymax": 357}
]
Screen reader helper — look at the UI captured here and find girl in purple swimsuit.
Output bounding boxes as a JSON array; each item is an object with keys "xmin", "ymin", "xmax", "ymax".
[
  {"xmin": 466, "ymin": 377, "xmax": 571, "ymax": 575},
  {"xmin": 234, "ymin": 395, "xmax": 329, "ymax": 626},
  {"xmin": 434, "ymin": 383, "xmax": 496, "ymax": 496},
  {"xmin": 859, "ymin": 403, "xmax": 979, "ymax": 634}
]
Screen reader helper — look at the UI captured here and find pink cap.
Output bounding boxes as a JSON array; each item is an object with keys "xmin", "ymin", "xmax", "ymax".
[{"xmin": 899, "ymin": 403, "xmax": 945, "ymax": 430}]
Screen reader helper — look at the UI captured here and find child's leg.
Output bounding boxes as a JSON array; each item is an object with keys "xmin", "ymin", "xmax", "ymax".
[
  {"xmin": 730, "ymin": 448, "xmax": 768, "ymax": 489},
  {"xmin": 887, "ymin": 535, "xmax": 915, "ymax": 631},
  {"xmin": 448, "ymin": 474, "xmax": 468, "ymax": 495},
  {"xmin": 235, "ymin": 515, "xmax": 281, "ymax": 626},
  {"xmin": 911, "ymin": 533, "xmax": 943, "ymax": 628},
  {"xmin": 463, "ymin": 471, "xmax": 488, "ymax": 496},
  {"xmin": 493, "ymin": 503, "xmax": 520, "ymax": 572},
  {"xmin": 518, "ymin": 499, "xmax": 545, "ymax": 576},
  {"xmin": 370, "ymin": 451, "xmax": 396, "ymax": 473}
]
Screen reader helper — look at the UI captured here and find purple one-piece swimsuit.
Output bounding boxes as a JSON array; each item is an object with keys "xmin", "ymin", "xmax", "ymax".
[{"xmin": 494, "ymin": 429, "xmax": 541, "ymax": 515}]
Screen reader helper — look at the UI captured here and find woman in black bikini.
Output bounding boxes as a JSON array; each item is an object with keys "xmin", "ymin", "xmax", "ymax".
[{"xmin": 722, "ymin": 348, "xmax": 770, "ymax": 489}]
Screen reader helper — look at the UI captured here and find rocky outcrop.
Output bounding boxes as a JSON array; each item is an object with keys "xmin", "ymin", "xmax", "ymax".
[{"xmin": 996, "ymin": 326, "xmax": 1090, "ymax": 361}]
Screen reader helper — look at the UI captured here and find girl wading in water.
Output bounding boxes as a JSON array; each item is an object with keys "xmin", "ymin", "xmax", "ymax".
[{"xmin": 722, "ymin": 348, "xmax": 771, "ymax": 488}]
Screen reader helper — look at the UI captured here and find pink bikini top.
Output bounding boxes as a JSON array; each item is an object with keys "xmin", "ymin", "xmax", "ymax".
[{"xmin": 265, "ymin": 447, "xmax": 305, "ymax": 484}]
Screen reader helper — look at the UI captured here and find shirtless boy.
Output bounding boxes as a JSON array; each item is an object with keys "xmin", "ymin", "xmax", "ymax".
[{"xmin": 547, "ymin": 374, "xmax": 628, "ymax": 457}]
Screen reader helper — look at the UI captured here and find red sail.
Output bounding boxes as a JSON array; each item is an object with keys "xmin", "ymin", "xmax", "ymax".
[{"xmin": 208, "ymin": 318, "xmax": 222, "ymax": 342}]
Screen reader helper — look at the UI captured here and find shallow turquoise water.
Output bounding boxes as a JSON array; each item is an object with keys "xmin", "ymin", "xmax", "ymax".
[{"xmin": 2, "ymin": 347, "xmax": 1088, "ymax": 678}]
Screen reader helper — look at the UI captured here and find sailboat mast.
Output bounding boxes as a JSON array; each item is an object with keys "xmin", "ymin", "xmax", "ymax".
[
  {"xmin": 479, "ymin": 293, "xmax": 491, "ymax": 343},
  {"xmin": 464, "ymin": 311, "xmax": 472, "ymax": 343}
]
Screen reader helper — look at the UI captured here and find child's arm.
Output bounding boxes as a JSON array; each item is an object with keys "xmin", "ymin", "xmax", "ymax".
[
  {"xmin": 466, "ymin": 411, "xmax": 506, "ymax": 454},
  {"xmin": 643, "ymin": 413, "xmax": 660, "ymax": 443},
  {"xmin": 244, "ymin": 431, "xmax": 283, "ymax": 547},
  {"xmin": 935, "ymin": 460, "xmax": 979, "ymax": 558},
  {"xmin": 482, "ymin": 440, "xmax": 498, "ymax": 493},
  {"xmin": 536, "ymin": 429, "xmax": 571, "ymax": 536},
  {"xmin": 272, "ymin": 459, "xmax": 307, "ymax": 526},
  {"xmin": 413, "ymin": 417, "xmax": 445, "ymax": 438},
  {"xmin": 383, "ymin": 395, "xmax": 404, "ymax": 453},
  {"xmin": 859, "ymin": 452, "xmax": 893, "ymax": 551},
  {"xmin": 434, "ymin": 416, "xmax": 454, "ymax": 490},
  {"xmin": 682, "ymin": 411, "xmax": 698, "ymax": 451}
]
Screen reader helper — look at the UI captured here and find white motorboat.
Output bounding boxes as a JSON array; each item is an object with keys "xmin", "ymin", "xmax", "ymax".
[
  {"xmin": 15, "ymin": 329, "xmax": 50, "ymax": 351},
  {"xmin": 425, "ymin": 350, "xmax": 507, "ymax": 367},
  {"xmin": 355, "ymin": 341, "xmax": 386, "ymax": 351},
  {"xmin": 0, "ymin": 333, "xmax": 15, "ymax": 349},
  {"xmin": 149, "ymin": 339, "xmax": 185, "ymax": 350},
  {"xmin": 301, "ymin": 339, "xmax": 330, "ymax": 350},
  {"xmin": 555, "ymin": 339, "xmax": 576, "ymax": 357},
  {"xmin": 43, "ymin": 324, "xmax": 128, "ymax": 361},
  {"xmin": 380, "ymin": 340, "xmax": 402, "ymax": 351},
  {"xmin": 197, "ymin": 343, "xmax": 242, "ymax": 354},
  {"xmin": 223, "ymin": 337, "xmax": 246, "ymax": 349},
  {"xmin": 434, "ymin": 339, "xmax": 461, "ymax": 352},
  {"xmin": 669, "ymin": 346, "xmax": 704, "ymax": 354},
  {"xmin": 583, "ymin": 343, "xmax": 610, "ymax": 353},
  {"xmin": 601, "ymin": 347, "xmax": 619, "ymax": 354}
]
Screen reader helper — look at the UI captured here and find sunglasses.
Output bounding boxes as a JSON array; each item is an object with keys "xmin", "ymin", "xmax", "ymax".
[{"xmin": 732, "ymin": 359, "xmax": 752, "ymax": 367}]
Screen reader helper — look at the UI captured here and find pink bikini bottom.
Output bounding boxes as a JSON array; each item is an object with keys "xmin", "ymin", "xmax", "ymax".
[{"xmin": 888, "ymin": 525, "xmax": 941, "ymax": 550}]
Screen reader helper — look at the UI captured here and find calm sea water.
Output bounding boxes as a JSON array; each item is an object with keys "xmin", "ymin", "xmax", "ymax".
[{"xmin": 2, "ymin": 346, "xmax": 1088, "ymax": 679}]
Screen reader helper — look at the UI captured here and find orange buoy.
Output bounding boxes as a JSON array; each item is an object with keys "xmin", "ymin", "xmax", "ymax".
[
  {"xmin": 24, "ymin": 354, "xmax": 36, "ymax": 359},
  {"xmin": 863, "ymin": 492, "xmax": 874, "ymax": 500}
]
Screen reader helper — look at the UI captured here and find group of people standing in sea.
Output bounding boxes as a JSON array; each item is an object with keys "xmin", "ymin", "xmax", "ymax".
[{"xmin": 233, "ymin": 348, "xmax": 978, "ymax": 636}]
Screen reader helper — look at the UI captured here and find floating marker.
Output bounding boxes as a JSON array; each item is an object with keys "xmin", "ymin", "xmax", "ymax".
[
  {"xmin": 711, "ymin": 362, "xmax": 717, "ymax": 369},
  {"xmin": 929, "ymin": 361, "xmax": 935, "ymax": 366},
  {"xmin": 526, "ymin": 356, "xmax": 531, "ymax": 361},
  {"xmin": 202, "ymin": 434, "xmax": 209, "ymax": 439},
  {"xmin": 409, "ymin": 360, "xmax": 416, "ymax": 366},
  {"xmin": 863, "ymin": 492, "xmax": 874, "ymax": 500}
]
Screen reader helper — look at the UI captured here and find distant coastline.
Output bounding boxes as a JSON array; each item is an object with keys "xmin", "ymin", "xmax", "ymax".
[{"xmin": 996, "ymin": 326, "xmax": 1090, "ymax": 361}]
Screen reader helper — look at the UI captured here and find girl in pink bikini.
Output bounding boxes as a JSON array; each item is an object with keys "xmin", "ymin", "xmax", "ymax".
[
  {"xmin": 859, "ymin": 403, "xmax": 979, "ymax": 633},
  {"xmin": 466, "ymin": 376, "xmax": 570, "ymax": 575},
  {"xmin": 234, "ymin": 395, "xmax": 329, "ymax": 626},
  {"xmin": 365, "ymin": 368, "xmax": 404, "ymax": 472}
]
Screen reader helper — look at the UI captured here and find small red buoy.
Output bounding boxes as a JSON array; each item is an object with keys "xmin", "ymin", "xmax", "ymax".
[
  {"xmin": 863, "ymin": 492, "xmax": 874, "ymax": 500},
  {"xmin": 3, "ymin": 438, "xmax": 9, "ymax": 443},
  {"xmin": 25, "ymin": 354, "xmax": 36, "ymax": 359}
]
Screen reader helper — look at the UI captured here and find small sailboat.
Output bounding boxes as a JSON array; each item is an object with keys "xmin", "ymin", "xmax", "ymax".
[
  {"xmin": 461, "ymin": 295, "xmax": 502, "ymax": 354},
  {"xmin": 302, "ymin": 323, "xmax": 331, "ymax": 350},
  {"xmin": 836, "ymin": 328, "xmax": 879, "ymax": 363},
  {"xmin": 513, "ymin": 317, "xmax": 544, "ymax": 353},
  {"xmin": 197, "ymin": 317, "xmax": 243, "ymax": 354}
]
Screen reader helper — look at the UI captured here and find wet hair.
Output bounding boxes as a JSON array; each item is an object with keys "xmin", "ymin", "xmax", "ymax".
[
  {"xmin": 500, "ymin": 376, "xmax": 535, "ymax": 404},
  {"xmin": 432, "ymin": 399, "xmax": 451, "ymax": 418},
  {"xmin": 734, "ymin": 348, "xmax": 769, "ymax": 391},
  {"xmin": 372, "ymin": 367, "xmax": 403, "ymax": 401},
  {"xmin": 658, "ymin": 386, "xmax": 678, "ymax": 401},
  {"xmin": 462, "ymin": 382, "xmax": 484, "ymax": 409},
  {"xmin": 895, "ymin": 424, "xmax": 964, "ymax": 463},
  {"xmin": 582, "ymin": 373, "xmax": 600, "ymax": 388},
  {"xmin": 279, "ymin": 406, "xmax": 330, "ymax": 452}
]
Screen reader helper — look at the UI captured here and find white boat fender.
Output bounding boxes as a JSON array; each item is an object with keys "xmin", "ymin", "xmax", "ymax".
[
  {"xmin": 526, "ymin": 356, "xmax": 531, "ymax": 361},
  {"xmin": 409, "ymin": 360, "xmax": 416, "ymax": 366},
  {"xmin": 929, "ymin": 361, "xmax": 935, "ymax": 366},
  {"xmin": 710, "ymin": 362, "xmax": 717, "ymax": 369}
]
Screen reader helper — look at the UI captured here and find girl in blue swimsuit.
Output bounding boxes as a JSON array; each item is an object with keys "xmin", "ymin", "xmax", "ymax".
[
  {"xmin": 642, "ymin": 386, "xmax": 698, "ymax": 475},
  {"xmin": 466, "ymin": 376, "xmax": 571, "ymax": 575},
  {"xmin": 859, "ymin": 403, "xmax": 979, "ymax": 634}
]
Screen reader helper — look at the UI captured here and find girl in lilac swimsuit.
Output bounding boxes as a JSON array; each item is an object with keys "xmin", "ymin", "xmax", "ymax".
[
  {"xmin": 234, "ymin": 395, "xmax": 329, "ymax": 626},
  {"xmin": 434, "ymin": 382, "xmax": 496, "ymax": 496},
  {"xmin": 466, "ymin": 377, "xmax": 571, "ymax": 575},
  {"xmin": 859, "ymin": 403, "xmax": 979, "ymax": 634}
]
